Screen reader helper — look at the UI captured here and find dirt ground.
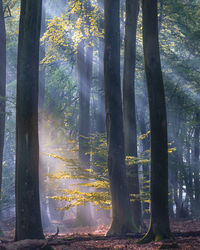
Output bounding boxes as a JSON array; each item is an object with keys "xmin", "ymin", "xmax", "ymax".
[{"xmin": 1, "ymin": 219, "xmax": 200, "ymax": 249}]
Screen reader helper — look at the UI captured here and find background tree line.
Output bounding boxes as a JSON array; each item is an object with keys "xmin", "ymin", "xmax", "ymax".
[{"xmin": 0, "ymin": 0, "xmax": 199, "ymax": 244}]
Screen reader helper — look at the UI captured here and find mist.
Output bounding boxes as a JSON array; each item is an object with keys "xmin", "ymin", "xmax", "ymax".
[{"xmin": 1, "ymin": 0, "xmax": 200, "ymax": 245}]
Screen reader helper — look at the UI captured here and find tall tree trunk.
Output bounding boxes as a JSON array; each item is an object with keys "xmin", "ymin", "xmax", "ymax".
[
  {"xmin": 0, "ymin": 0, "xmax": 6, "ymax": 202},
  {"xmin": 194, "ymin": 111, "xmax": 200, "ymax": 214},
  {"xmin": 138, "ymin": 110, "xmax": 150, "ymax": 219},
  {"xmin": 93, "ymin": 17, "xmax": 107, "ymax": 222},
  {"xmin": 77, "ymin": 0, "xmax": 94, "ymax": 226},
  {"xmin": 120, "ymin": 0, "xmax": 125, "ymax": 47},
  {"xmin": 123, "ymin": 0, "xmax": 142, "ymax": 230},
  {"xmin": 39, "ymin": 0, "xmax": 51, "ymax": 230},
  {"xmin": 0, "ymin": 0, "xmax": 6, "ymax": 237},
  {"xmin": 185, "ymin": 140, "xmax": 194, "ymax": 214},
  {"xmin": 78, "ymin": 42, "xmax": 90, "ymax": 170},
  {"xmin": 96, "ymin": 37, "xmax": 106, "ymax": 134},
  {"xmin": 139, "ymin": 0, "xmax": 171, "ymax": 242},
  {"xmin": 104, "ymin": 0, "xmax": 135, "ymax": 235},
  {"xmin": 15, "ymin": 0, "xmax": 44, "ymax": 240},
  {"xmin": 172, "ymin": 168, "xmax": 181, "ymax": 218},
  {"xmin": 77, "ymin": 42, "xmax": 93, "ymax": 226}
]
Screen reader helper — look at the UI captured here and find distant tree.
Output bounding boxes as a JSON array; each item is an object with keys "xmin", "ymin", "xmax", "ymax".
[
  {"xmin": 123, "ymin": 0, "xmax": 142, "ymax": 230},
  {"xmin": 38, "ymin": 0, "xmax": 51, "ymax": 229},
  {"xmin": 193, "ymin": 111, "xmax": 200, "ymax": 214},
  {"xmin": 96, "ymin": 17, "xmax": 105, "ymax": 134},
  {"xmin": 77, "ymin": 0, "xmax": 93, "ymax": 226},
  {"xmin": 104, "ymin": 0, "xmax": 135, "ymax": 235},
  {"xmin": 0, "ymin": 0, "xmax": 6, "ymax": 202},
  {"xmin": 139, "ymin": 0, "xmax": 171, "ymax": 242},
  {"xmin": 77, "ymin": 40, "xmax": 94, "ymax": 226},
  {"xmin": 15, "ymin": 0, "xmax": 44, "ymax": 240}
]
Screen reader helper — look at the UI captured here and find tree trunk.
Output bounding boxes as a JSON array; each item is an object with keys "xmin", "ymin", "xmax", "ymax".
[
  {"xmin": 0, "ymin": 0, "xmax": 6, "ymax": 202},
  {"xmin": 123, "ymin": 0, "xmax": 142, "ymax": 230},
  {"xmin": 104, "ymin": 0, "xmax": 135, "ymax": 235},
  {"xmin": 38, "ymin": 0, "xmax": 51, "ymax": 230},
  {"xmin": 15, "ymin": 0, "xmax": 44, "ymax": 240},
  {"xmin": 185, "ymin": 141, "xmax": 194, "ymax": 214},
  {"xmin": 93, "ymin": 20, "xmax": 108, "ymax": 222},
  {"xmin": 172, "ymin": 168, "xmax": 181, "ymax": 218},
  {"xmin": 139, "ymin": 0, "xmax": 171, "ymax": 242},
  {"xmin": 96, "ymin": 37, "xmax": 106, "ymax": 134},
  {"xmin": 77, "ymin": 42, "xmax": 93, "ymax": 226},
  {"xmin": 78, "ymin": 42, "xmax": 91, "ymax": 169},
  {"xmin": 0, "ymin": 0, "xmax": 6, "ymax": 236},
  {"xmin": 138, "ymin": 110, "xmax": 150, "ymax": 219},
  {"xmin": 194, "ymin": 111, "xmax": 200, "ymax": 214}
]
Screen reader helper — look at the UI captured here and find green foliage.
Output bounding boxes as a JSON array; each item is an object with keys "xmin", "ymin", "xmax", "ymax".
[
  {"xmin": 41, "ymin": 0, "xmax": 103, "ymax": 65},
  {"xmin": 47, "ymin": 133, "xmax": 176, "ymax": 212},
  {"xmin": 47, "ymin": 133, "xmax": 111, "ymax": 210},
  {"xmin": 45, "ymin": 64, "xmax": 79, "ymax": 135}
]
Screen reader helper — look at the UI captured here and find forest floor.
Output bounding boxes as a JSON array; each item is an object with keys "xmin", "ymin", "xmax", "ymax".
[{"xmin": 1, "ymin": 219, "xmax": 200, "ymax": 249}]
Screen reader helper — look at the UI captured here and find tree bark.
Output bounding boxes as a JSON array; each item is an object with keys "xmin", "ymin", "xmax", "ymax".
[
  {"xmin": 194, "ymin": 111, "xmax": 200, "ymax": 214},
  {"xmin": 123, "ymin": 0, "xmax": 142, "ymax": 230},
  {"xmin": 104, "ymin": 0, "xmax": 135, "ymax": 235},
  {"xmin": 0, "ymin": 0, "xmax": 6, "ymax": 202},
  {"xmin": 15, "ymin": 0, "xmax": 44, "ymax": 240},
  {"xmin": 139, "ymin": 0, "xmax": 171, "ymax": 242}
]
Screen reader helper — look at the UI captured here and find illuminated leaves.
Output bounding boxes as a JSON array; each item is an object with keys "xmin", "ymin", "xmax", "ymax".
[
  {"xmin": 41, "ymin": 0, "xmax": 104, "ymax": 65},
  {"xmin": 47, "ymin": 132, "xmax": 176, "ymax": 211}
]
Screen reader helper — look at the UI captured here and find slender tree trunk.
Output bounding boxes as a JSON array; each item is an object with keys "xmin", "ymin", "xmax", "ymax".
[
  {"xmin": 104, "ymin": 0, "xmax": 135, "ymax": 235},
  {"xmin": 123, "ymin": 0, "xmax": 142, "ymax": 230},
  {"xmin": 139, "ymin": 0, "xmax": 171, "ymax": 242},
  {"xmin": 194, "ymin": 111, "xmax": 200, "ymax": 214},
  {"xmin": 0, "ymin": 0, "xmax": 6, "ymax": 236},
  {"xmin": 77, "ymin": 42, "xmax": 93, "ymax": 226},
  {"xmin": 120, "ymin": 0, "xmax": 125, "ymax": 47},
  {"xmin": 0, "ymin": 0, "xmax": 6, "ymax": 202},
  {"xmin": 94, "ymin": 18, "xmax": 108, "ymax": 222},
  {"xmin": 168, "ymin": 189, "xmax": 174, "ymax": 218},
  {"xmin": 96, "ymin": 37, "xmax": 106, "ymax": 134},
  {"xmin": 39, "ymin": 0, "xmax": 51, "ymax": 230},
  {"xmin": 138, "ymin": 111, "xmax": 150, "ymax": 219},
  {"xmin": 172, "ymin": 168, "xmax": 181, "ymax": 218},
  {"xmin": 78, "ymin": 42, "xmax": 90, "ymax": 169},
  {"xmin": 185, "ymin": 141, "xmax": 194, "ymax": 214},
  {"xmin": 15, "ymin": 0, "xmax": 44, "ymax": 240}
]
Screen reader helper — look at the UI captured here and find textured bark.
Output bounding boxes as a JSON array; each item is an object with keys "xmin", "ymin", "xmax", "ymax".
[
  {"xmin": 139, "ymin": 0, "xmax": 171, "ymax": 242},
  {"xmin": 194, "ymin": 111, "xmax": 200, "ymax": 213},
  {"xmin": 123, "ymin": 0, "xmax": 142, "ymax": 230},
  {"xmin": 104, "ymin": 0, "xmax": 135, "ymax": 235},
  {"xmin": 0, "ymin": 0, "xmax": 6, "ymax": 201},
  {"xmin": 15, "ymin": 0, "xmax": 44, "ymax": 240}
]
